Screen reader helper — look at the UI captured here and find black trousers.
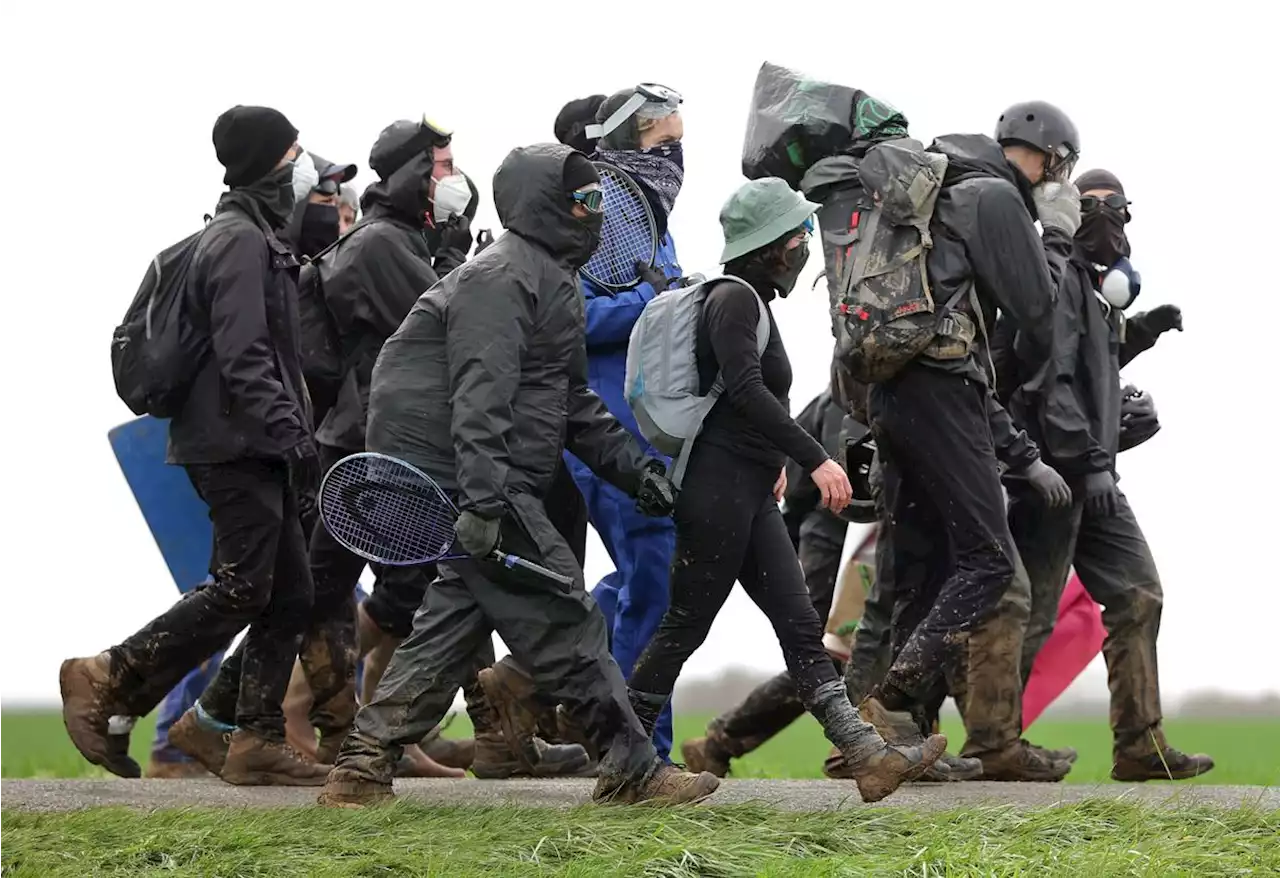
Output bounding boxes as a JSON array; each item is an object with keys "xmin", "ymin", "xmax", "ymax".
[
  {"xmin": 337, "ymin": 492, "xmax": 654, "ymax": 787},
  {"xmin": 869, "ymin": 363, "xmax": 1018, "ymax": 714},
  {"xmin": 629, "ymin": 444, "xmax": 840, "ymax": 707},
  {"xmin": 1010, "ymin": 486, "xmax": 1164, "ymax": 750},
  {"xmin": 111, "ymin": 459, "xmax": 314, "ymax": 737},
  {"xmin": 708, "ymin": 505, "xmax": 848, "ymax": 753}
]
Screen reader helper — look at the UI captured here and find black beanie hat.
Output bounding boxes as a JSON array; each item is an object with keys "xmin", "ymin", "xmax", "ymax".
[
  {"xmin": 555, "ymin": 95, "xmax": 607, "ymax": 154},
  {"xmin": 562, "ymin": 151, "xmax": 600, "ymax": 195},
  {"xmin": 1074, "ymin": 168, "xmax": 1126, "ymax": 197},
  {"xmin": 213, "ymin": 105, "xmax": 298, "ymax": 188}
]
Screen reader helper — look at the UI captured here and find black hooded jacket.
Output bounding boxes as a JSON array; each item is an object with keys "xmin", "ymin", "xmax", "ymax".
[
  {"xmin": 366, "ymin": 143, "xmax": 647, "ymax": 520},
  {"xmin": 313, "ymin": 135, "xmax": 442, "ymax": 451},
  {"xmin": 167, "ymin": 192, "xmax": 312, "ymax": 464}
]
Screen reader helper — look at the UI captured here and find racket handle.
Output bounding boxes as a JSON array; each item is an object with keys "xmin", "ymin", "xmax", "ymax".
[{"xmin": 491, "ymin": 552, "xmax": 575, "ymax": 587}]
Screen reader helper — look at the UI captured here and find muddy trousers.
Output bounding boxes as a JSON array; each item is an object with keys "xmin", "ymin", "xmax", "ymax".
[
  {"xmin": 109, "ymin": 460, "xmax": 314, "ymax": 738},
  {"xmin": 630, "ymin": 445, "xmax": 850, "ymax": 721},
  {"xmin": 1009, "ymin": 486, "xmax": 1164, "ymax": 751},
  {"xmin": 335, "ymin": 497, "xmax": 655, "ymax": 787},
  {"xmin": 870, "ymin": 364, "xmax": 1027, "ymax": 755},
  {"xmin": 703, "ymin": 506, "xmax": 849, "ymax": 755}
]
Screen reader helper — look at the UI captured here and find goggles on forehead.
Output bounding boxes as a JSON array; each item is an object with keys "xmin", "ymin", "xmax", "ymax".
[{"xmin": 585, "ymin": 83, "xmax": 683, "ymax": 140}]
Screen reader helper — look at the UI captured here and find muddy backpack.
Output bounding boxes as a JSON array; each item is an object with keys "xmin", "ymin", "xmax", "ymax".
[
  {"xmin": 833, "ymin": 138, "xmax": 979, "ymax": 384},
  {"xmin": 625, "ymin": 275, "xmax": 769, "ymax": 487},
  {"xmin": 110, "ymin": 219, "xmax": 213, "ymax": 417}
]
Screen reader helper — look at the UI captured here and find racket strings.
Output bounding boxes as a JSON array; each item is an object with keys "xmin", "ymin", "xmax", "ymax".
[
  {"xmin": 582, "ymin": 168, "xmax": 655, "ymax": 288},
  {"xmin": 319, "ymin": 457, "xmax": 457, "ymax": 565}
]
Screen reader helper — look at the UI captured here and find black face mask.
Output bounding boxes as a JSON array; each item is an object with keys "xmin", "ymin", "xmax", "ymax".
[
  {"xmin": 299, "ymin": 202, "xmax": 340, "ymax": 257},
  {"xmin": 1076, "ymin": 206, "xmax": 1131, "ymax": 267},
  {"xmin": 238, "ymin": 163, "xmax": 297, "ymax": 229},
  {"xmin": 771, "ymin": 241, "xmax": 809, "ymax": 297}
]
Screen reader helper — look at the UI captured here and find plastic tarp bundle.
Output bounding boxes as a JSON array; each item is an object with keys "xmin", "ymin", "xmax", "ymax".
[{"xmin": 741, "ymin": 61, "xmax": 908, "ymax": 188}]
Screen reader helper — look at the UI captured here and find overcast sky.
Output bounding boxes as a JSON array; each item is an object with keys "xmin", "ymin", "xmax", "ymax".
[{"xmin": 2, "ymin": 1, "xmax": 1273, "ymax": 706}]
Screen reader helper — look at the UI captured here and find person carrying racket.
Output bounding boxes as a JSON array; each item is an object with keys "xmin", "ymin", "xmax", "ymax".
[
  {"xmin": 536, "ymin": 84, "xmax": 686, "ymax": 763},
  {"xmin": 318, "ymin": 143, "xmax": 719, "ymax": 807}
]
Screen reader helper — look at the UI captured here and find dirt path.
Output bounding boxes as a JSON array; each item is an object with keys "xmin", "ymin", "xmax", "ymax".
[{"xmin": 4, "ymin": 778, "xmax": 1276, "ymax": 813}]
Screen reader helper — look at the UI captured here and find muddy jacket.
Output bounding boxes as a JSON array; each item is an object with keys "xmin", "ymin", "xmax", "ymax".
[
  {"xmin": 167, "ymin": 193, "xmax": 311, "ymax": 464},
  {"xmin": 366, "ymin": 144, "xmax": 648, "ymax": 519}
]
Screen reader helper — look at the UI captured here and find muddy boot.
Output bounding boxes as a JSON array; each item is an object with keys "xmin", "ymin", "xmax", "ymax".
[
  {"xmin": 221, "ymin": 730, "xmax": 332, "ymax": 786},
  {"xmin": 848, "ymin": 735, "xmax": 949, "ymax": 803},
  {"xmin": 477, "ymin": 664, "xmax": 545, "ymax": 773},
  {"xmin": 470, "ymin": 683, "xmax": 590, "ymax": 779},
  {"xmin": 680, "ymin": 732, "xmax": 734, "ymax": 778},
  {"xmin": 1029, "ymin": 742, "xmax": 1079, "ymax": 765},
  {"xmin": 976, "ymin": 740, "xmax": 1073, "ymax": 782},
  {"xmin": 593, "ymin": 761, "xmax": 720, "ymax": 805},
  {"xmin": 145, "ymin": 757, "xmax": 211, "ymax": 779},
  {"xmin": 422, "ymin": 736, "xmax": 476, "ymax": 771},
  {"xmin": 317, "ymin": 767, "xmax": 396, "ymax": 808},
  {"xmin": 167, "ymin": 707, "xmax": 232, "ymax": 776},
  {"xmin": 857, "ymin": 694, "xmax": 927, "ymax": 746},
  {"xmin": 1111, "ymin": 727, "xmax": 1214, "ymax": 782},
  {"xmin": 58, "ymin": 653, "xmax": 141, "ymax": 778},
  {"xmin": 937, "ymin": 752, "xmax": 984, "ymax": 781},
  {"xmin": 315, "ymin": 731, "xmax": 348, "ymax": 766}
]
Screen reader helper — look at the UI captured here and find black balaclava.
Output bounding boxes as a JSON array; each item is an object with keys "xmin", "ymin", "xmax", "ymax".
[
  {"xmin": 1075, "ymin": 168, "xmax": 1131, "ymax": 267},
  {"xmin": 299, "ymin": 202, "xmax": 341, "ymax": 257},
  {"xmin": 563, "ymin": 152, "xmax": 603, "ymax": 262},
  {"xmin": 236, "ymin": 164, "xmax": 297, "ymax": 229}
]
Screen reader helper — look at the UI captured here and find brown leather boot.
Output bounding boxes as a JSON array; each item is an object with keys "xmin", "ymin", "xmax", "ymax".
[
  {"xmin": 167, "ymin": 708, "xmax": 232, "ymax": 776},
  {"xmin": 1028, "ymin": 742, "xmax": 1079, "ymax": 765},
  {"xmin": 857, "ymin": 695, "xmax": 926, "ymax": 745},
  {"xmin": 977, "ymin": 740, "xmax": 1073, "ymax": 782},
  {"xmin": 593, "ymin": 763, "xmax": 720, "ymax": 805},
  {"xmin": 476, "ymin": 664, "xmax": 543, "ymax": 772},
  {"xmin": 317, "ymin": 767, "xmax": 396, "ymax": 808},
  {"xmin": 845, "ymin": 734, "xmax": 948, "ymax": 803},
  {"xmin": 680, "ymin": 732, "xmax": 734, "ymax": 778},
  {"xmin": 145, "ymin": 758, "xmax": 211, "ymax": 779},
  {"xmin": 221, "ymin": 730, "xmax": 332, "ymax": 786},
  {"xmin": 1112, "ymin": 727, "xmax": 1214, "ymax": 781},
  {"xmin": 59, "ymin": 653, "xmax": 141, "ymax": 778}
]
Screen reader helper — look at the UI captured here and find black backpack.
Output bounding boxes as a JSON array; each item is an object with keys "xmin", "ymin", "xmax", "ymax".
[{"xmin": 110, "ymin": 219, "xmax": 213, "ymax": 417}]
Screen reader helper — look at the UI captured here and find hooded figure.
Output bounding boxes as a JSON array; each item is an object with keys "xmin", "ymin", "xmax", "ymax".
[
  {"xmin": 560, "ymin": 87, "xmax": 686, "ymax": 761},
  {"xmin": 318, "ymin": 143, "xmax": 719, "ymax": 809}
]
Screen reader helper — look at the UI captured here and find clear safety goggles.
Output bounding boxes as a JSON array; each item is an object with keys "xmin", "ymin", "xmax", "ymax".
[{"xmin": 585, "ymin": 83, "xmax": 683, "ymax": 140}]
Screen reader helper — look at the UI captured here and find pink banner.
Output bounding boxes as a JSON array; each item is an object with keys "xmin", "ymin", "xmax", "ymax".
[{"xmin": 1022, "ymin": 573, "xmax": 1105, "ymax": 728}]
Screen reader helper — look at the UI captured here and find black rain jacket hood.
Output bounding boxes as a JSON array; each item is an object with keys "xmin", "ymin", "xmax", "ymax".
[
  {"xmin": 494, "ymin": 143, "xmax": 598, "ymax": 268},
  {"xmin": 362, "ymin": 123, "xmax": 434, "ymax": 225},
  {"xmin": 932, "ymin": 133, "xmax": 1039, "ymax": 219}
]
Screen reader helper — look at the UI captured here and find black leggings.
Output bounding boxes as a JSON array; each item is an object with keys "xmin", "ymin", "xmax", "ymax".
[{"xmin": 628, "ymin": 444, "xmax": 839, "ymax": 705}]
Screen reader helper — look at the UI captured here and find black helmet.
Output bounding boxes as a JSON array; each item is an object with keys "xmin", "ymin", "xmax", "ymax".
[
  {"xmin": 839, "ymin": 419, "xmax": 879, "ymax": 525},
  {"xmin": 995, "ymin": 100, "xmax": 1080, "ymax": 178},
  {"xmin": 1118, "ymin": 385, "xmax": 1161, "ymax": 452}
]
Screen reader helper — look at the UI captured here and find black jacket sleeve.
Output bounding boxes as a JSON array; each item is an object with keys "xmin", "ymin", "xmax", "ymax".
[
  {"xmin": 986, "ymin": 392, "xmax": 1040, "ymax": 471},
  {"xmin": 1119, "ymin": 310, "xmax": 1161, "ymax": 368},
  {"xmin": 326, "ymin": 224, "xmax": 438, "ymax": 346},
  {"xmin": 564, "ymin": 338, "xmax": 647, "ymax": 496},
  {"xmin": 782, "ymin": 395, "xmax": 826, "ymax": 517},
  {"xmin": 705, "ymin": 284, "xmax": 829, "ymax": 472},
  {"xmin": 446, "ymin": 265, "xmax": 533, "ymax": 519},
  {"xmin": 204, "ymin": 223, "xmax": 308, "ymax": 453}
]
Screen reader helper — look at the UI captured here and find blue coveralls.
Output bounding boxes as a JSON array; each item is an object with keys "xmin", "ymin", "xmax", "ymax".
[{"xmin": 566, "ymin": 233, "xmax": 681, "ymax": 760}]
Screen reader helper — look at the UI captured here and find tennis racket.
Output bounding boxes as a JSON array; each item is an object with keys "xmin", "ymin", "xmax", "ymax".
[
  {"xmin": 318, "ymin": 452, "xmax": 573, "ymax": 587},
  {"xmin": 579, "ymin": 163, "xmax": 659, "ymax": 292}
]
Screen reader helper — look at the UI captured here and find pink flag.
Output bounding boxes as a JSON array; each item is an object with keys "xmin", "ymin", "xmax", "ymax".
[{"xmin": 1022, "ymin": 572, "xmax": 1105, "ymax": 729}]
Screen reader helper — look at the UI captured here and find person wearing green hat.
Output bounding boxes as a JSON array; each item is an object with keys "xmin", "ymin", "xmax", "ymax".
[{"xmin": 625, "ymin": 178, "xmax": 946, "ymax": 803}]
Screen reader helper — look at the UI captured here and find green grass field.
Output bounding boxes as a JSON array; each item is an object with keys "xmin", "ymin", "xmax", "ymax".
[
  {"xmin": 5, "ymin": 709, "xmax": 1280, "ymax": 786},
  {"xmin": 5, "ymin": 710, "xmax": 1278, "ymax": 876}
]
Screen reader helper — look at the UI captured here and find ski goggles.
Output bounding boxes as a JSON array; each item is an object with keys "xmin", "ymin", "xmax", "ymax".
[
  {"xmin": 1080, "ymin": 193, "xmax": 1131, "ymax": 215},
  {"xmin": 571, "ymin": 185, "xmax": 605, "ymax": 214},
  {"xmin": 585, "ymin": 83, "xmax": 683, "ymax": 140}
]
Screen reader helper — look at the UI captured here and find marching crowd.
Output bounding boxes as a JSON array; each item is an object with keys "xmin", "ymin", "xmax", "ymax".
[{"xmin": 61, "ymin": 71, "xmax": 1211, "ymax": 809}]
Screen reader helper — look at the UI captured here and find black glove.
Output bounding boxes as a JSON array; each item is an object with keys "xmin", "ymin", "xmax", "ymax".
[
  {"xmin": 635, "ymin": 459, "xmax": 676, "ymax": 517},
  {"xmin": 474, "ymin": 229, "xmax": 495, "ymax": 254},
  {"xmin": 285, "ymin": 439, "xmax": 321, "ymax": 495},
  {"xmin": 1144, "ymin": 304, "xmax": 1183, "ymax": 335},
  {"xmin": 1119, "ymin": 385, "xmax": 1161, "ymax": 452},
  {"xmin": 454, "ymin": 509, "xmax": 501, "ymax": 558},
  {"xmin": 438, "ymin": 215, "xmax": 474, "ymax": 257},
  {"xmin": 1020, "ymin": 459, "xmax": 1073, "ymax": 509},
  {"xmin": 1081, "ymin": 471, "xmax": 1120, "ymax": 518},
  {"xmin": 636, "ymin": 261, "xmax": 671, "ymax": 293}
]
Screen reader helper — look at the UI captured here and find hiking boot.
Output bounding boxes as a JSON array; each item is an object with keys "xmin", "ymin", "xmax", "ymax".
[
  {"xmin": 221, "ymin": 730, "xmax": 332, "ymax": 786},
  {"xmin": 857, "ymin": 695, "xmax": 926, "ymax": 746},
  {"xmin": 681, "ymin": 734, "xmax": 733, "ymax": 778},
  {"xmin": 937, "ymin": 752, "xmax": 984, "ymax": 781},
  {"xmin": 1111, "ymin": 742, "xmax": 1208, "ymax": 783},
  {"xmin": 477, "ymin": 665, "xmax": 543, "ymax": 772},
  {"xmin": 422, "ymin": 735, "xmax": 476, "ymax": 771},
  {"xmin": 593, "ymin": 762, "xmax": 720, "ymax": 805},
  {"xmin": 145, "ymin": 757, "xmax": 211, "ymax": 779},
  {"xmin": 59, "ymin": 653, "xmax": 141, "ymax": 778},
  {"xmin": 472, "ymin": 731, "xmax": 592, "ymax": 779},
  {"xmin": 977, "ymin": 740, "xmax": 1073, "ymax": 782},
  {"xmin": 167, "ymin": 708, "xmax": 232, "ymax": 776},
  {"xmin": 1029, "ymin": 742, "xmax": 1079, "ymax": 765},
  {"xmin": 846, "ymin": 734, "xmax": 948, "ymax": 803},
  {"xmin": 552, "ymin": 704, "xmax": 600, "ymax": 762},
  {"xmin": 317, "ymin": 767, "xmax": 396, "ymax": 808},
  {"xmin": 316, "ymin": 731, "xmax": 348, "ymax": 767}
]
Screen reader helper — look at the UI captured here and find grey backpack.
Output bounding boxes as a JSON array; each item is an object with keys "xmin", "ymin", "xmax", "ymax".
[
  {"xmin": 625, "ymin": 275, "xmax": 769, "ymax": 487},
  {"xmin": 833, "ymin": 138, "xmax": 979, "ymax": 384}
]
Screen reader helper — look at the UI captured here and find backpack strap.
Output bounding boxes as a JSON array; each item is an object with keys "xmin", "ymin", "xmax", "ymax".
[{"xmin": 668, "ymin": 276, "xmax": 769, "ymax": 489}]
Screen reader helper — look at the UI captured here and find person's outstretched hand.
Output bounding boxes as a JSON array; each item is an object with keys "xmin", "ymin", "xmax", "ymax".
[
  {"xmin": 810, "ymin": 459, "xmax": 852, "ymax": 514},
  {"xmin": 1144, "ymin": 304, "xmax": 1183, "ymax": 334}
]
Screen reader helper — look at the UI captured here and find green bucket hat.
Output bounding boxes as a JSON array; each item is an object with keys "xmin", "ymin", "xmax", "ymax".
[{"xmin": 719, "ymin": 178, "xmax": 819, "ymax": 263}]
